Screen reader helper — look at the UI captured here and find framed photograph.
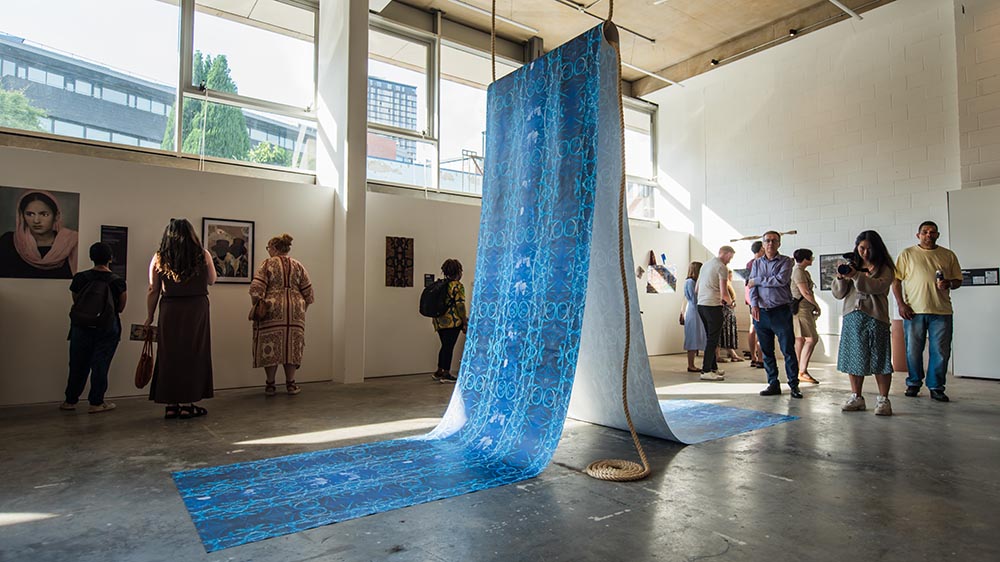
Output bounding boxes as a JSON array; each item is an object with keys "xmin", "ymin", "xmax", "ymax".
[
  {"xmin": 129, "ymin": 324, "xmax": 159, "ymax": 342},
  {"xmin": 0, "ymin": 186, "xmax": 80, "ymax": 279},
  {"xmin": 819, "ymin": 253, "xmax": 847, "ymax": 291},
  {"xmin": 202, "ymin": 218, "xmax": 254, "ymax": 284}
]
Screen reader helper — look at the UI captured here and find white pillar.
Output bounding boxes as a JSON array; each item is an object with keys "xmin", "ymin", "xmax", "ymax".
[{"xmin": 317, "ymin": 0, "xmax": 368, "ymax": 383}]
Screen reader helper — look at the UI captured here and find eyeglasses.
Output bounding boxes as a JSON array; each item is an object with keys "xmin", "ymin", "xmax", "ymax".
[{"xmin": 763, "ymin": 238, "xmax": 779, "ymax": 244}]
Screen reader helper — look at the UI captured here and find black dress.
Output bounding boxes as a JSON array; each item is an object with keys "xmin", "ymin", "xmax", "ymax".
[{"xmin": 149, "ymin": 264, "xmax": 214, "ymax": 404}]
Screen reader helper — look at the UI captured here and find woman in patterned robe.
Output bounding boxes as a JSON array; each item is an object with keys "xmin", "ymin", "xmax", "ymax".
[{"xmin": 249, "ymin": 233, "xmax": 314, "ymax": 395}]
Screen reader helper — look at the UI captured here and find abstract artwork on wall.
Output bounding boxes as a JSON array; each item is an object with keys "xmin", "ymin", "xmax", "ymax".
[{"xmin": 385, "ymin": 236, "xmax": 414, "ymax": 287}]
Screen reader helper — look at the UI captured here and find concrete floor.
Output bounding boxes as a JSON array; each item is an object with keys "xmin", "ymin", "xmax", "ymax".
[{"xmin": 2, "ymin": 355, "xmax": 999, "ymax": 562}]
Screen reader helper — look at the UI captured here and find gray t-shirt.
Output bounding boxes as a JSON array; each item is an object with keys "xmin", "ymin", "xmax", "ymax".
[{"xmin": 697, "ymin": 257, "xmax": 729, "ymax": 306}]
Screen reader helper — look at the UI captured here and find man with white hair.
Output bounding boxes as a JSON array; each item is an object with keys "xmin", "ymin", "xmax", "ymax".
[{"xmin": 696, "ymin": 245, "xmax": 736, "ymax": 381}]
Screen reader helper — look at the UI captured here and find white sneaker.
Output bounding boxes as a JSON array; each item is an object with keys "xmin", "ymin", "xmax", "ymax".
[
  {"xmin": 874, "ymin": 396, "xmax": 893, "ymax": 416},
  {"xmin": 88, "ymin": 402, "xmax": 117, "ymax": 414},
  {"xmin": 842, "ymin": 394, "xmax": 866, "ymax": 411},
  {"xmin": 700, "ymin": 371, "xmax": 725, "ymax": 381}
]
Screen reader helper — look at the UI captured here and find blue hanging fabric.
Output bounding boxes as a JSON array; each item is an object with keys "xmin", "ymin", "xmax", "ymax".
[
  {"xmin": 173, "ymin": 24, "xmax": 625, "ymax": 552},
  {"xmin": 172, "ymin": 22, "xmax": 794, "ymax": 552}
]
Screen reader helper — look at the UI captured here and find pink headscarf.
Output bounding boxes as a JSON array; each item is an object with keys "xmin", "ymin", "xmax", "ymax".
[{"xmin": 13, "ymin": 190, "xmax": 78, "ymax": 274}]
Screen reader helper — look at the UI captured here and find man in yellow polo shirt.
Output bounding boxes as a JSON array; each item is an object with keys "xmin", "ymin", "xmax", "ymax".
[{"xmin": 892, "ymin": 221, "xmax": 962, "ymax": 402}]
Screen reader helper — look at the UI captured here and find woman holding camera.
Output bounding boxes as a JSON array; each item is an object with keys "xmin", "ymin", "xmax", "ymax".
[{"xmin": 832, "ymin": 230, "xmax": 895, "ymax": 416}]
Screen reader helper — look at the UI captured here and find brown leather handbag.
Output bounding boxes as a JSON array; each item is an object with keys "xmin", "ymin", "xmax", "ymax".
[
  {"xmin": 249, "ymin": 299, "xmax": 271, "ymax": 322},
  {"xmin": 134, "ymin": 332, "xmax": 154, "ymax": 389}
]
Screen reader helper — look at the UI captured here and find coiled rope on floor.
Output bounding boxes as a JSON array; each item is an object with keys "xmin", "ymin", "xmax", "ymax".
[{"xmin": 489, "ymin": 0, "xmax": 650, "ymax": 482}]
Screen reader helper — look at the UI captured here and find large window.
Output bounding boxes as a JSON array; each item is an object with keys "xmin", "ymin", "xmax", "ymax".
[
  {"xmin": 366, "ymin": 26, "xmax": 434, "ymax": 189},
  {"xmin": 624, "ymin": 101, "xmax": 657, "ymax": 220},
  {"xmin": 0, "ymin": 0, "xmax": 317, "ymax": 172},
  {"xmin": 439, "ymin": 44, "xmax": 518, "ymax": 196}
]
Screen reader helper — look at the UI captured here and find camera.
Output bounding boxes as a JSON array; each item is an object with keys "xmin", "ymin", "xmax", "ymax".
[{"xmin": 837, "ymin": 252, "xmax": 869, "ymax": 275}]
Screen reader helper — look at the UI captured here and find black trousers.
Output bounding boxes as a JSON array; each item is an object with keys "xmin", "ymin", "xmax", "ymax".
[
  {"xmin": 437, "ymin": 327, "xmax": 462, "ymax": 371},
  {"xmin": 697, "ymin": 305, "xmax": 724, "ymax": 373}
]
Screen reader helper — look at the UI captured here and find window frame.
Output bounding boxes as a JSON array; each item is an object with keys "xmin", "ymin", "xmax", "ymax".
[{"xmin": 0, "ymin": 0, "xmax": 320, "ymax": 176}]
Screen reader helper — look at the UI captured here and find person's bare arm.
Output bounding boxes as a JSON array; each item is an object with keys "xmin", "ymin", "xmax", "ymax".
[
  {"xmin": 145, "ymin": 256, "xmax": 161, "ymax": 325},
  {"xmin": 203, "ymin": 249, "xmax": 217, "ymax": 285},
  {"xmin": 892, "ymin": 278, "xmax": 914, "ymax": 320},
  {"xmin": 118, "ymin": 291, "xmax": 128, "ymax": 313}
]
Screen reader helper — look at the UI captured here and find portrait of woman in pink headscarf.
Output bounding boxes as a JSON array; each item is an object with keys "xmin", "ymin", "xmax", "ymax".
[{"xmin": 0, "ymin": 189, "xmax": 78, "ymax": 279}]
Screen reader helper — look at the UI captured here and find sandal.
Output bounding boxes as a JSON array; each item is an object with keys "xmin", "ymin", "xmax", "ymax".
[
  {"xmin": 178, "ymin": 404, "xmax": 208, "ymax": 419},
  {"xmin": 286, "ymin": 381, "xmax": 301, "ymax": 395},
  {"xmin": 164, "ymin": 405, "xmax": 180, "ymax": 419},
  {"xmin": 264, "ymin": 382, "xmax": 277, "ymax": 397},
  {"xmin": 798, "ymin": 372, "xmax": 820, "ymax": 384},
  {"xmin": 686, "ymin": 367, "xmax": 702, "ymax": 373}
]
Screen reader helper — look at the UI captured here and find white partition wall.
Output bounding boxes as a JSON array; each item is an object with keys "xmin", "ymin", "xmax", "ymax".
[{"xmin": 948, "ymin": 185, "xmax": 1000, "ymax": 380}]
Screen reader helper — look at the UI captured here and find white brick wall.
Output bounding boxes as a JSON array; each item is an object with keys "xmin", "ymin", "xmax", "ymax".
[
  {"xmin": 645, "ymin": 0, "xmax": 962, "ymax": 361},
  {"xmin": 957, "ymin": 0, "xmax": 1000, "ymax": 187}
]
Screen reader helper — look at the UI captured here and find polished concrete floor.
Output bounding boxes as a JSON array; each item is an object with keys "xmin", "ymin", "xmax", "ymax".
[{"xmin": 2, "ymin": 355, "xmax": 999, "ymax": 562}]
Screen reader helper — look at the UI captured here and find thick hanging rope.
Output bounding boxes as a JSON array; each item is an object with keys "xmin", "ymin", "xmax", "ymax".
[{"xmin": 583, "ymin": 0, "xmax": 651, "ymax": 482}]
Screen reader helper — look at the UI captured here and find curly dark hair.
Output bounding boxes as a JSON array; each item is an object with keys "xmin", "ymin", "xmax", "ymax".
[
  {"xmin": 441, "ymin": 258, "xmax": 463, "ymax": 280},
  {"xmin": 156, "ymin": 218, "xmax": 205, "ymax": 283}
]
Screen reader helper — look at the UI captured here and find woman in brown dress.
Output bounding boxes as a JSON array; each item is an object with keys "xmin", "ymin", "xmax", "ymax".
[
  {"xmin": 145, "ymin": 219, "xmax": 216, "ymax": 419},
  {"xmin": 249, "ymin": 234, "xmax": 314, "ymax": 396}
]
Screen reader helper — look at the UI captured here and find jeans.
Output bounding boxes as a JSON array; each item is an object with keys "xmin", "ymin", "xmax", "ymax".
[
  {"xmin": 753, "ymin": 304, "xmax": 799, "ymax": 388},
  {"xmin": 437, "ymin": 327, "xmax": 462, "ymax": 371},
  {"xmin": 904, "ymin": 314, "xmax": 953, "ymax": 391},
  {"xmin": 697, "ymin": 305, "xmax": 724, "ymax": 373},
  {"xmin": 65, "ymin": 322, "xmax": 121, "ymax": 406}
]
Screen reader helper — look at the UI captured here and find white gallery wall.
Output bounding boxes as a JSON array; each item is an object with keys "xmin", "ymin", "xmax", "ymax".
[
  {"xmin": 629, "ymin": 221, "xmax": 689, "ymax": 356},
  {"xmin": 0, "ymin": 147, "xmax": 336, "ymax": 406},
  {"xmin": 645, "ymin": 0, "xmax": 964, "ymax": 362},
  {"xmin": 363, "ymin": 192, "xmax": 481, "ymax": 378}
]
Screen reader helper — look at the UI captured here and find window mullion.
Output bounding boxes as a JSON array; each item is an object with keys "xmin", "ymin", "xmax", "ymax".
[{"xmin": 177, "ymin": 0, "xmax": 195, "ymax": 154}]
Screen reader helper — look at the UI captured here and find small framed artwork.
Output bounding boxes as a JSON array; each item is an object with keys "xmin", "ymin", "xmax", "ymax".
[
  {"xmin": 101, "ymin": 225, "xmax": 128, "ymax": 280},
  {"xmin": 819, "ymin": 253, "xmax": 847, "ymax": 291},
  {"xmin": 385, "ymin": 236, "xmax": 414, "ymax": 287},
  {"xmin": 202, "ymin": 217, "xmax": 254, "ymax": 284}
]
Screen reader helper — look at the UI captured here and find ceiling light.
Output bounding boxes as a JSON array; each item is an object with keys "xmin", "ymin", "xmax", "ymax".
[
  {"xmin": 622, "ymin": 62, "xmax": 684, "ymax": 87},
  {"xmin": 710, "ymin": 59, "xmax": 719, "ymax": 66},
  {"xmin": 444, "ymin": 0, "xmax": 540, "ymax": 34},
  {"xmin": 827, "ymin": 0, "xmax": 863, "ymax": 20},
  {"xmin": 652, "ymin": 0, "xmax": 670, "ymax": 5},
  {"xmin": 788, "ymin": 28, "xmax": 798, "ymax": 36}
]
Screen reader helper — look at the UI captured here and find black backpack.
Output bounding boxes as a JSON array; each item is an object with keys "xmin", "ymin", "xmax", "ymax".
[
  {"xmin": 419, "ymin": 279, "xmax": 452, "ymax": 318},
  {"xmin": 70, "ymin": 275, "xmax": 116, "ymax": 329}
]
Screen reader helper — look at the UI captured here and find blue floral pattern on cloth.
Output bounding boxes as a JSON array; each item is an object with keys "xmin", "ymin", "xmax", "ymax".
[
  {"xmin": 173, "ymin": 25, "xmax": 621, "ymax": 552},
  {"xmin": 658, "ymin": 400, "xmax": 797, "ymax": 444}
]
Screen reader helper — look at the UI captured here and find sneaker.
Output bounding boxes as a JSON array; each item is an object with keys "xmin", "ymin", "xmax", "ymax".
[
  {"xmin": 88, "ymin": 402, "xmax": 116, "ymax": 414},
  {"xmin": 59, "ymin": 402, "xmax": 76, "ymax": 411},
  {"xmin": 842, "ymin": 394, "xmax": 866, "ymax": 411},
  {"xmin": 929, "ymin": 389, "xmax": 950, "ymax": 402},
  {"xmin": 439, "ymin": 373, "xmax": 458, "ymax": 384},
  {"xmin": 874, "ymin": 396, "xmax": 893, "ymax": 416},
  {"xmin": 904, "ymin": 386, "xmax": 920, "ymax": 397},
  {"xmin": 700, "ymin": 371, "xmax": 725, "ymax": 381}
]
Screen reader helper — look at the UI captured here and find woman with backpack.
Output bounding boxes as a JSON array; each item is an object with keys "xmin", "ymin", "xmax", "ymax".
[
  {"xmin": 432, "ymin": 259, "xmax": 467, "ymax": 384},
  {"xmin": 59, "ymin": 242, "xmax": 126, "ymax": 414},
  {"xmin": 144, "ymin": 219, "xmax": 216, "ymax": 419},
  {"xmin": 249, "ymin": 233, "xmax": 314, "ymax": 396}
]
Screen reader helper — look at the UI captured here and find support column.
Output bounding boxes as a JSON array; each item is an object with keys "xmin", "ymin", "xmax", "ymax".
[{"xmin": 318, "ymin": 0, "xmax": 369, "ymax": 383}]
